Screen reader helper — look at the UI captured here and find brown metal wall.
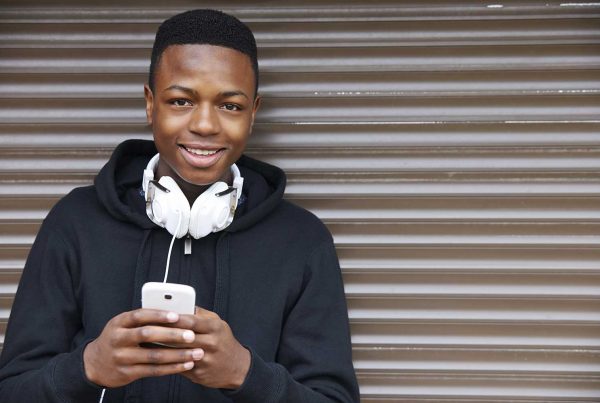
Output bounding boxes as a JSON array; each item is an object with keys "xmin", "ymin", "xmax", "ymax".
[{"xmin": 1, "ymin": 1, "xmax": 600, "ymax": 401}]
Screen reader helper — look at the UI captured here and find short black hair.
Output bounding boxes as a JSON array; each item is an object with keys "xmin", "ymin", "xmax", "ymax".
[{"xmin": 149, "ymin": 9, "xmax": 259, "ymax": 96}]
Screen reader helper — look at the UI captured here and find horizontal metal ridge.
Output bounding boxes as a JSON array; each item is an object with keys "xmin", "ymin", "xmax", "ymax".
[
  {"xmin": 350, "ymin": 321, "xmax": 600, "ymax": 347},
  {"xmin": 357, "ymin": 370, "xmax": 600, "ymax": 402},
  {"xmin": 345, "ymin": 292, "xmax": 600, "ymax": 300},
  {"xmin": 347, "ymin": 297, "xmax": 600, "ymax": 323},
  {"xmin": 353, "ymin": 344, "xmax": 600, "ymax": 353},
  {"xmin": 3, "ymin": 146, "xmax": 600, "ymax": 156},
  {"xmin": 343, "ymin": 272, "xmax": 600, "ymax": 298},
  {"xmin": 352, "ymin": 346, "xmax": 600, "ymax": 374},
  {"xmin": 2, "ymin": 2, "xmax": 600, "ymax": 22},
  {"xmin": 5, "ymin": 265, "xmax": 600, "ymax": 297},
  {"xmin": 2, "ymin": 248, "xmax": 599, "ymax": 272},
  {"xmin": 359, "ymin": 400, "xmax": 599, "ymax": 403},
  {"xmin": 2, "ymin": 45, "xmax": 600, "ymax": 74},
  {"xmin": 2, "ymin": 122, "xmax": 600, "ymax": 149},
  {"xmin": 2, "ymin": 95, "xmax": 600, "ymax": 124},
  {"xmin": 3, "ymin": 70, "xmax": 600, "ymax": 99},
  {"xmin": 292, "ymin": 196, "xmax": 600, "ymax": 220},
  {"xmin": 2, "ymin": 180, "xmax": 599, "ymax": 198},
  {"xmin": 3, "ymin": 149, "xmax": 600, "ymax": 174},
  {"xmin": 337, "ymin": 245, "xmax": 600, "ymax": 273},
  {"xmin": 2, "ymin": 18, "xmax": 600, "ymax": 48},
  {"xmin": 5, "ymin": 195, "xmax": 600, "ymax": 221}
]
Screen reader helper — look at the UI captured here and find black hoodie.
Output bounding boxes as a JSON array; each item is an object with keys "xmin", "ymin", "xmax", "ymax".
[{"xmin": 0, "ymin": 140, "xmax": 359, "ymax": 402}]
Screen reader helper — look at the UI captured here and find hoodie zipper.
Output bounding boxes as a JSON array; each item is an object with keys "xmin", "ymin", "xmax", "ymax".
[
  {"xmin": 184, "ymin": 234, "xmax": 192, "ymax": 255},
  {"xmin": 170, "ymin": 236, "xmax": 192, "ymax": 403}
]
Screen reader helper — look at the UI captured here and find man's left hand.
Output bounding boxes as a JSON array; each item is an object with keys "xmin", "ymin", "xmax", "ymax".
[{"xmin": 174, "ymin": 306, "xmax": 251, "ymax": 389}]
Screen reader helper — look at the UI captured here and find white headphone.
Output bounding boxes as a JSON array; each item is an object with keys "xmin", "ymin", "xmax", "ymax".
[{"xmin": 142, "ymin": 154, "xmax": 244, "ymax": 239}]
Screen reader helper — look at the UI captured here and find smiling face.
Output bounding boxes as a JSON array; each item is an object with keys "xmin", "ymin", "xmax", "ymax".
[{"xmin": 144, "ymin": 44, "xmax": 260, "ymax": 193}]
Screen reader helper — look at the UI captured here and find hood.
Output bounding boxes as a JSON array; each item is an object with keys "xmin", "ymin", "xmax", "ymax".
[{"xmin": 94, "ymin": 139, "xmax": 286, "ymax": 233}]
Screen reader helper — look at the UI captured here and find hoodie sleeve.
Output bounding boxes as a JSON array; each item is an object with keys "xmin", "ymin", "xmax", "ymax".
[
  {"xmin": 223, "ymin": 239, "xmax": 360, "ymax": 402},
  {"xmin": 0, "ymin": 220, "xmax": 103, "ymax": 402}
]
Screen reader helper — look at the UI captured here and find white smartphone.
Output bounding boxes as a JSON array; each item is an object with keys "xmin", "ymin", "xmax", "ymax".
[{"xmin": 141, "ymin": 282, "xmax": 196, "ymax": 315}]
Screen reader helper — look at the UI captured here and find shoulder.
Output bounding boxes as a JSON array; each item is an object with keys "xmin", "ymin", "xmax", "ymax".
[
  {"xmin": 45, "ymin": 186, "xmax": 99, "ymax": 224},
  {"xmin": 278, "ymin": 200, "xmax": 329, "ymax": 233},
  {"xmin": 261, "ymin": 199, "xmax": 334, "ymax": 249},
  {"xmin": 41, "ymin": 185, "xmax": 106, "ymax": 242}
]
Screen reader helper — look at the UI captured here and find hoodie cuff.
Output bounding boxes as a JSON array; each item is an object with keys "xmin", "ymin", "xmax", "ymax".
[
  {"xmin": 51, "ymin": 339, "xmax": 104, "ymax": 401},
  {"xmin": 221, "ymin": 347, "xmax": 284, "ymax": 402}
]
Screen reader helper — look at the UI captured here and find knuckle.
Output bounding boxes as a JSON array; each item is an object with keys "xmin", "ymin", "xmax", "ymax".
[
  {"xmin": 106, "ymin": 317, "xmax": 117, "ymax": 328},
  {"xmin": 204, "ymin": 336, "xmax": 217, "ymax": 350},
  {"xmin": 191, "ymin": 366, "xmax": 204, "ymax": 377},
  {"xmin": 131, "ymin": 310, "xmax": 143, "ymax": 323},
  {"xmin": 149, "ymin": 365, "xmax": 161, "ymax": 377},
  {"xmin": 137, "ymin": 327, "xmax": 152, "ymax": 341},
  {"xmin": 113, "ymin": 349, "xmax": 126, "ymax": 363},
  {"xmin": 108, "ymin": 329, "xmax": 123, "ymax": 346},
  {"xmin": 147, "ymin": 350, "xmax": 162, "ymax": 363},
  {"xmin": 178, "ymin": 315, "xmax": 194, "ymax": 327},
  {"xmin": 209, "ymin": 320, "xmax": 222, "ymax": 333},
  {"xmin": 109, "ymin": 312, "xmax": 126, "ymax": 326},
  {"xmin": 117, "ymin": 365, "xmax": 131, "ymax": 379}
]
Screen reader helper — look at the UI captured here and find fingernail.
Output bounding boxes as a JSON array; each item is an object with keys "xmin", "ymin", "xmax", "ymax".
[
  {"xmin": 182, "ymin": 330, "xmax": 195, "ymax": 342},
  {"xmin": 166, "ymin": 312, "xmax": 179, "ymax": 322},
  {"xmin": 183, "ymin": 361, "xmax": 194, "ymax": 370},
  {"xmin": 192, "ymin": 348, "xmax": 204, "ymax": 360}
]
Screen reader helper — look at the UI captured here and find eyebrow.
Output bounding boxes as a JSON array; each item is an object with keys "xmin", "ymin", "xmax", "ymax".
[
  {"xmin": 164, "ymin": 85, "xmax": 196, "ymax": 97},
  {"xmin": 220, "ymin": 90, "xmax": 250, "ymax": 100},
  {"xmin": 163, "ymin": 85, "xmax": 249, "ymax": 100}
]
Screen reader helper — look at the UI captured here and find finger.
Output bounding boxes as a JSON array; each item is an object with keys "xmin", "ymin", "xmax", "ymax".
[
  {"xmin": 160, "ymin": 333, "xmax": 222, "ymax": 353},
  {"xmin": 126, "ymin": 325, "xmax": 196, "ymax": 345},
  {"xmin": 192, "ymin": 306, "xmax": 212, "ymax": 316},
  {"xmin": 116, "ymin": 347, "xmax": 204, "ymax": 365},
  {"xmin": 126, "ymin": 361, "xmax": 196, "ymax": 379},
  {"xmin": 183, "ymin": 334, "xmax": 218, "ymax": 352},
  {"xmin": 176, "ymin": 308, "xmax": 221, "ymax": 334},
  {"xmin": 114, "ymin": 309, "xmax": 180, "ymax": 329}
]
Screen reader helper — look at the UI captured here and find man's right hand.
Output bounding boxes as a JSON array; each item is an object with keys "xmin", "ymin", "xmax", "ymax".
[{"xmin": 83, "ymin": 309, "xmax": 205, "ymax": 388}]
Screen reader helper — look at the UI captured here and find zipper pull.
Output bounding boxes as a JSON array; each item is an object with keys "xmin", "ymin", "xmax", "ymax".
[{"xmin": 184, "ymin": 234, "xmax": 192, "ymax": 255}]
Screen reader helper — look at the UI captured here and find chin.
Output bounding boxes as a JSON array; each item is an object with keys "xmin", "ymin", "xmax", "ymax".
[{"xmin": 180, "ymin": 171, "xmax": 224, "ymax": 186}]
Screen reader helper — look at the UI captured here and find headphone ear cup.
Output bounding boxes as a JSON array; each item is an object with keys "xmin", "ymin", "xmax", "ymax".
[
  {"xmin": 189, "ymin": 182, "xmax": 231, "ymax": 239},
  {"xmin": 151, "ymin": 176, "xmax": 191, "ymax": 238}
]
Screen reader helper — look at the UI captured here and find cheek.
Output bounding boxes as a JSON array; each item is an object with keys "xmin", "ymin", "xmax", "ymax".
[
  {"xmin": 153, "ymin": 112, "xmax": 186, "ymax": 141},
  {"xmin": 221, "ymin": 117, "xmax": 252, "ymax": 144}
]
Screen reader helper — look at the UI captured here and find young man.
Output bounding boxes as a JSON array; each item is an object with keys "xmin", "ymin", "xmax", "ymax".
[{"xmin": 0, "ymin": 9, "xmax": 359, "ymax": 403}]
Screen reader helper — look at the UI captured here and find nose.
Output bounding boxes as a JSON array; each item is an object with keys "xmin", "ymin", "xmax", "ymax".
[{"xmin": 188, "ymin": 102, "xmax": 220, "ymax": 136}]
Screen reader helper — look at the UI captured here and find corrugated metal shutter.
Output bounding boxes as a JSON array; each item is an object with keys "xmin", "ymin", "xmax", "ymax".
[{"xmin": 1, "ymin": 1, "xmax": 600, "ymax": 401}]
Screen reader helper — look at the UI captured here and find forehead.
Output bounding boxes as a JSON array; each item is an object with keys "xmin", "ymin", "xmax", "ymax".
[{"xmin": 154, "ymin": 44, "xmax": 254, "ymax": 90}]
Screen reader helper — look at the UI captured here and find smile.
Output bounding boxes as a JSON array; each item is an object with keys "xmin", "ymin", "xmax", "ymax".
[
  {"xmin": 178, "ymin": 145, "xmax": 225, "ymax": 169},
  {"xmin": 184, "ymin": 147, "xmax": 219, "ymax": 156}
]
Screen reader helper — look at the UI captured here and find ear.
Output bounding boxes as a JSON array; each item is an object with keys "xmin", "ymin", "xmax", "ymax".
[
  {"xmin": 144, "ymin": 84, "xmax": 154, "ymax": 125},
  {"xmin": 249, "ymin": 95, "xmax": 261, "ymax": 132}
]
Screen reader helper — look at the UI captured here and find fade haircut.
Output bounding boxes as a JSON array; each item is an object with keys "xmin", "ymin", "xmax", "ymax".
[{"xmin": 149, "ymin": 9, "xmax": 259, "ymax": 96}]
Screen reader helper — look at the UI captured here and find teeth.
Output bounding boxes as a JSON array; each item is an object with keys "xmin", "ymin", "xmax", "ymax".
[{"xmin": 185, "ymin": 147, "xmax": 218, "ymax": 156}]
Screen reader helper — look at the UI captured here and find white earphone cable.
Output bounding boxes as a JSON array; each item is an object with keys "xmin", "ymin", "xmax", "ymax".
[
  {"xmin": 98, "ymin": 387, "xmax": 106, "ymax": 403},
  {"xmin": 163, "ymin": 210, "xmax": 183, "ymax": 283},
  {"xmin": 98, "ymin": 211, "xmax": 183, "ymax": 403}
]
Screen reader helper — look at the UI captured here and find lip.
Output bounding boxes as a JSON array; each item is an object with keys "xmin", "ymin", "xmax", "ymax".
[{"xmin": 178, "ymin": 145, "xmax": 225, "ymax": 169}]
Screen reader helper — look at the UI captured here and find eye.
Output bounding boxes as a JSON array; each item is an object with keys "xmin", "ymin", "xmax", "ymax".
[
  {"xmin": 171, "ymin": 99, "xmax": 192, "ymax": 107},
  {"xmin": 222, "ymin": 103, "xmax": 242, "ymax": 111}
]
